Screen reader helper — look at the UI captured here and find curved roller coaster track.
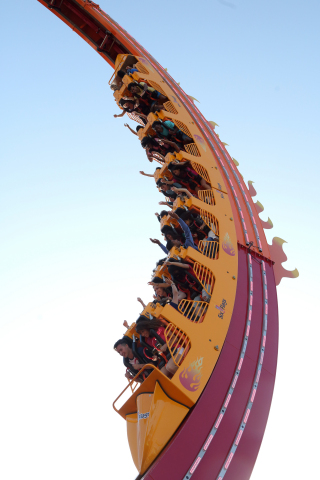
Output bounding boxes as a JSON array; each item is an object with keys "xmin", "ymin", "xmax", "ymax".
[{"xmin": 37, "ymin": 1, "xmax": 298, "ymax": 479}]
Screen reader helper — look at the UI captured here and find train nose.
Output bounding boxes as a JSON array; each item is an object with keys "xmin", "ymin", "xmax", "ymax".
[{"xmin": 126, "ymin": 382, "xmax": 189, "ymax": 474}]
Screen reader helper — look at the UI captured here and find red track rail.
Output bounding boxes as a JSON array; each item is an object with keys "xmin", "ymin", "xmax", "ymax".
[
  {"xmin": 142, "ymin": 247, "xmax": 278, "ymax": 480},
  {"xmin": 37, "ymin": 2, "xmax": 279, "ymax": 479}
]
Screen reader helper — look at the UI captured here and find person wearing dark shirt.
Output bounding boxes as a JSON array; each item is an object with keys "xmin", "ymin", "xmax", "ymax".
[
  {"xmin": 114, "ymin": 337, "xmax": 152, "ymax": 382},
  {"xmin": 141, "ymin": 136, "xmax": 180, "ymax": 163},
  {"xmin": 168, "ymin": 161, "xmax": 211, "ymax": 193},
  {"xmin": 135, "ymin": 314, "xmax": 183, "ymax": 377},
  {"xmin": 152, "ymin": 120, "xmax": 193, "ymax": 146},
  {"xmin": 114, "ymin": 99, "xmax": 149, "ymax": 124}
]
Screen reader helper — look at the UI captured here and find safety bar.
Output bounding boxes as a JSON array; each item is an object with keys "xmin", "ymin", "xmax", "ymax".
[
  {"xmin": 113, "ymin": 364, "xmax": 157, "ymax": 414},
  {"xmin": 108, "ymin": 56, "xmax": 127, "ymax": 85},
  {"xmin": 178, "ymin": 299, "xmax": 208, "ymax": 323},
  {"xmin": 165, "ymin": 323, "xmax": 191, "ymax": 367},
  {"xmin": 198, "ymin": 238, "xmax": 219, "ymax": 259},
  {"xmin": 184, "ymin": 143, "xmax": 201, "ymax": 157},
  {"xmin": 191, "ymin": 161, "xmax": 211, "ymax": 185},
  {"xmin": 200, "ymin": 208, "xmax": 219, "ymax": 233},
  {"xmin": 127, "ymin": 377, "xmax": 140, "ymax": 394},
  {"xmin": 193, "ymin": 263, "xmax": 215, "ymax": 296},
  {"xmin": 198, "ymin": 189, "xmax": 216, "ymax": 206}
]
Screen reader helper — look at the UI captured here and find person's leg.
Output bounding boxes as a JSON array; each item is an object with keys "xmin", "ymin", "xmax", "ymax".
[
  {"xmin": 208, "ymin": 229, "xmax": 218, "ymax": 239},
  {"xmin": 200, "ymin": 178, "xmax": 211, "ymax": 190},
  {"xmin": 160, "ymin": 365, "xmax": 170, "ymax": 377},
  {"xmin": 151, "ymin": 103, "xmax": 165, "ymax": 113},
  {"xmin": 165, "ymin": 358, "xmax": 179, "ymax": 375},
  {"xmin": 152, "ymin": 91, "xmax": 167, "ymax": 102},
  {"xmin": 177, "ymin": 290, "xmax": 186, "ymax": 301},
  {"xmin": 180, "ymin": 132, "xmax": 193, "ymax": 144}
]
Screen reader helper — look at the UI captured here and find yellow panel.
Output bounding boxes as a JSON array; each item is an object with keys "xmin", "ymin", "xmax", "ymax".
[
  {"xmin": 112, "ymin": 53, "xmax": 239, "ymax": 443},
  {"xmin": 126, "ymin": 413, "xmax": 139, "ymax": 470},
  {"xmin": 140, "ymin": 382, "xmax": 189, "ymax": 474},
  {"xmin": 117, "ymin": 368, "xmax": 193, "ymax": 419},
  {"xmin": 136, "ymin": 393, "xmax": 153, "ymax": 470}
]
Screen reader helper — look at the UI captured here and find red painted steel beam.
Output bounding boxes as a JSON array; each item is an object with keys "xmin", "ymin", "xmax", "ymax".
[{"xmin": 141, "ymin": 248, "xmax": 277, "ymax": 480}]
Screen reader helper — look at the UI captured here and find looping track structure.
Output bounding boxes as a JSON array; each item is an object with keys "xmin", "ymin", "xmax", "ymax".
[{"xmin": 37, "ymin": 2, "xmax": 298, "ymax": 479}]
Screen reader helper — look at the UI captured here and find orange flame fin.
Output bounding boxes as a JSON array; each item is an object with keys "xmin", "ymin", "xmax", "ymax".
[
  {"xmin": 255, "ymin": 200, "xmax": 264, "ymax": 214},
  {"xmin": 261, "ymin": 217, "xmax": 273, "ymax": 230},
  {"xmin": 208, "ymin": 121, "xmax": 219, "ymax": 129},
  {"xmin": 232, "ymin": 157, "xmax": 239, "ymax": 166},
  {"xmin": 268, "ymin": 237, "xmax": 299, "ymax": 286},
  {"xmin": 188, "ymin": 95, "xmax": 200, "ymax": 103},
  {"xmin": 248, "ymin": 180, "xmax": 257, "ymax": 197}
]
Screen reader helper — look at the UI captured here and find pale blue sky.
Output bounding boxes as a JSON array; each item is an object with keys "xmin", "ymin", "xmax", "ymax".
[{"xmin": 0, "ymin": 1, "xmax": 319, "ymax": 479}]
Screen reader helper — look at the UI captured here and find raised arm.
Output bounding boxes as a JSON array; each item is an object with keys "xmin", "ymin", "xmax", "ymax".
[
  {"xmin": 173, "ymin": 160, "xmax": 190, "ymax": 167},
  {"xmin": 139, "ymin": 171, "xmax": 154, "ymax": 178},
  {"xmin": 166, "ymin": 279, "xmax": 179, "ymax": 304},
  {"xmin": 161, "ymin": 139, "xmax": 181, "ymax": 152},
  {"xmin": 150, "ymin": 238, "xmax": 168, "ymax": 254},
  {"xmin": 124, "ymin": 123, "xmax": 138, "ymax": 136},
  {"xmin": 148, "ymin": 281, "xmax": 172, "ymax": 289},
  {"xmin": 158, "ymin": 201, "xmax": 173, "ymax": 208},
  {"xmin": 167, "ymin": 211, "xmax": 197, "ymax": 250},
  {"xmin": 114, "ymin": 110, "xmax": 126, "ymax": 118},
  {"xmin": 171, "ymin": 186, "xmax": 193, "ymax": 198},
  {"xmin": 161, "ymin": 179, "xmax": 175, "ymax": 185},
  {"xmin": 165, "ymin": 261, "xmax": 190, "ymax": 269},
  {"xmin": 137, "ymin": 297, "xmax": 146, "ymax": 308}
]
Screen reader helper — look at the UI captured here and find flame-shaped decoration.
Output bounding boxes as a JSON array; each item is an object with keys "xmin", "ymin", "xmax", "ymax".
[
  {"xmin": 208, "ymin": 121, "xmax": 219, "ymax": 129},
  {"xmin": 222, "ymin": 232, "xmax": 235, "ymax": 256},
  {"xmin": 268, "ymin": 237, "xmax": 299, "ymax": 286},
  {"xmin": 138, "ymin": 57, "xmax": 150, "ymax": 66},
  {"xmin": 179, "ymin": 357, "xmax": 204, "ymax": 392},
  {"xmin": 188, "ymin": 95, "xmax": 200, "ymax": 103},
  {"xmin": 232, "ymin": 157, "xmax": 239, "ymax": 166},
  {"xmin": 248, "ymin": 180, "xmax": 257, "ymax": 197},
  {"xmin": 248, "ymin": 191, "xmax": 273, "ymax": 229},
  {"xmin": 261, "ymin": 217, "xmax": 273, "ymax": 230},
  {"xmin": 194, "ymin": 134, "xmax": 207, "ymax": 152},
  {"xmin": 222, "ymin": 142, "xmax": 229, "ymax": 146},
  {"xmin": 255, "ymin": 200, "xmax": 264, "ymax": 215},
  {"xmin": 254, "ymin": 200, "xmax": 273, "ymax": 229}
]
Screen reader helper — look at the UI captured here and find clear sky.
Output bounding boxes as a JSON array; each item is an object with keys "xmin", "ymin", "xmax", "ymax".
[{"xmin": 0, "ymin": 0, "xmax": 319, "ymax": 479}]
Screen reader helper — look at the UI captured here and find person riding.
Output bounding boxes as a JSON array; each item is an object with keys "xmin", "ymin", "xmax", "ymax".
[
  {"xmin": 114, "ymin": 99, "xmax": 149, "ymax": 123},
  {"xmin": 151, "ymin": 120, "xmax": 193, "ymax": 147},
  {"xmin": 141, "ymin": 136, "xmax": 180, "ymax": 163},
  {"xmin": 159, "ymin": 210, "xmax": 199, "ymax": 253},
  {"xmin": 167, "ymin": 161, "xmax": 211, "ymax": 194},
  {"xmin": 124, "ymin": 123, "xmax": 144, "ymax": 136},
  {"xmin": 135, "ymin": 316, "xmax": 183, "ymax": 378},
  {"xmin": 127, "ymin": 81, "xmax": 167, "ymax": 103},
  {"xmin": 114, "ymin": 336, "xmax": 155, "ymax": 383},
  {"xmin": 125, "ymin": 65, "xmax": 138, "ymax": 75}
]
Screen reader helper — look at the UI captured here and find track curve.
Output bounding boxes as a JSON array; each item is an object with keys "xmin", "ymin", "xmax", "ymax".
[{"xmin": 38, "ymin": 2, "xmax": 280, "ymax": 480}]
